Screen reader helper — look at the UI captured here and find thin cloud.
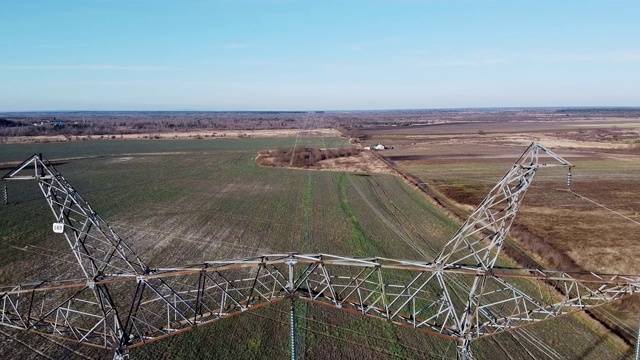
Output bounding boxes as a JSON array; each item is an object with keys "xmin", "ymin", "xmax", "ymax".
[
  {"xmin": 343, "ymin": 37, "xmax": 401, "ymax": 51},
  {"xmin": 394, "ymin": 50, "xmax": 511, "ymax": 67},
  {"xmin": 0, "ymin": 64, "xmax": 178, "ymax": 71},
  {"xmin": 223, "ymin": 43, "xmax": 250, "ymax": 49},
  {"xmin": 36, "ymin": 45, "xmax": 63, "ymax": 49},
  {"xmin": 406, "ymin": 58, "xmax": 509, "ymax": 67},
  {"xmin": 200, "ymin": 59, "xmax": 295, "ymax": 67},
  {"xmin": 533, "ymin": 50, "xmax": 640, "ymax": 63},
  {"xmin": 394, "ymin": 49, "xmax": 640, "ymax": 68},
  {"xmin": 35, "ymin": 44, "xmax": 87, "ymax": 49}
]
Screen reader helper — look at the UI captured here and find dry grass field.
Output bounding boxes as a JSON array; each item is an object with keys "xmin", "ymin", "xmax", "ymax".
[
  {"xmin": 5, "ymin": 128, "xmax": 342, "ymax": 144},
  {"xmin": 363, "ymin": 117, "xmax": 640, "ymax": 346},
  {"xmin": 369, "ymin": 120, "xmax": 640, "ymax": 274},
  {"xmin": 0, "ymin": 122, "xmax": 638, "ymax": 359}
]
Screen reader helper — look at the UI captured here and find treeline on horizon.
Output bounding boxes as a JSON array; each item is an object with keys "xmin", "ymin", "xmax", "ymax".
[{"xmin": 1, "ymin": 107, "xmax": 639, "ymax": 139}]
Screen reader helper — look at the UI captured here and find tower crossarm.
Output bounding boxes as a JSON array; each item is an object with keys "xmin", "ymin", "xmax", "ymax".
[
  {"xmin": 0, "ymin": 280, "xmax": 123, "ymax": 349},
  {"xmin": 0, "ymin": 254, "xmax": 298, "ymax": 351},
  {"xmin": 422, "ymin": 143, "xmax": 574, "ymax": 359},
  {"xmin": 2, "ymin": 255, "xmax": 640, "ymax": 353},
  {"xmin": 469, "ymin": 269, "xmax": 640, "ymax": 337},
  {"xmin": 434, "ymin": 143, "xmax": 573, "ymax": 269}
]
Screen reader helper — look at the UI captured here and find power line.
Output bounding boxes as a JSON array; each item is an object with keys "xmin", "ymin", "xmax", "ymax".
[
  {"xmin": 247, "ymin": 310, "xmax": 453, "ymax": 359},
  {"xmin": 565, "ymin": 189, "xmax": 640, "ymax": 227}
]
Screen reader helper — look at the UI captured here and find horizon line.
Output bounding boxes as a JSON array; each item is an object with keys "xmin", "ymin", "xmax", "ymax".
[{"xmin": 2, "ymin": 105, "xmax": 640, "ymax": 114}]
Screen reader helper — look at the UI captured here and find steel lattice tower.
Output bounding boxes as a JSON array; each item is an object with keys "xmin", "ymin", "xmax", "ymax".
[{"xmin": 1, "ymin": 144, "xmax": 639, "ymax": 360}]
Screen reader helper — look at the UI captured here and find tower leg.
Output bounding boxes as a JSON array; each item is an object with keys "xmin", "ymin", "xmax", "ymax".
[
  {"xmin": 113, "ymin": 348, "xmax": 129, "ymax": 360},
  {"xmin": 457, "ymin": 338, "xmax": 474, "ymax": 360},
  {"xmin": 290, "ymin": 300, "xmax": 297, "ymax": 360},
  {"xmin": 635, "ymin": 312, "xmax": 640, "ymax": 360}
]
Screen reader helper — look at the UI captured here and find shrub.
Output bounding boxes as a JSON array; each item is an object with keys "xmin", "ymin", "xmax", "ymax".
[{"xmin": 259, "ymin": 146, "xmax": 360, "ymax": 168}]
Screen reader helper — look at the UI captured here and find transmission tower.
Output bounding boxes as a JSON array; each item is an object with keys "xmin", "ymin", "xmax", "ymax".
[{"xmin": 1, "ymin": 145, "xmax": 639, "ymax": 360}]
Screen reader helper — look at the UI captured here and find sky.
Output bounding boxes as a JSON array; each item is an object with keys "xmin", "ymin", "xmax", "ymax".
[{"xmin": 1, "ymin": 0, "xmax": 639, "ymax": 111}]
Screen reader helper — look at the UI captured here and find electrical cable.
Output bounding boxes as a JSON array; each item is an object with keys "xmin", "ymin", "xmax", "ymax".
[
  {"xmin": 512, "ymin": 328, "xmax": 563, "ymax": 360},
  {"xmin": 563, "ymin": 171, "xmax": 640, "ymax": 344},
  {"xmin": 10, "ymin": 245, "xmax": 78, "ymax": 266},
  {"xmin": 253, "ymin": 308, "xmax": 454, "ymax": 359},
  {"xmin": 565, "ymin": 189, "xmax": 640, "ymax": 227}
]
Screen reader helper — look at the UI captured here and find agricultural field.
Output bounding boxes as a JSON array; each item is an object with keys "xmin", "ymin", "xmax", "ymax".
[
  {"xmin": 366, "ymin": 118, "xmax": 640, "ymax": 349},
  {"xmin": 0, "ymin": 134, "xmax": 634, "ymax": 359},
  {"xmin": 0, "ymin": 136, "xmax": 351, "ymax": 164}
]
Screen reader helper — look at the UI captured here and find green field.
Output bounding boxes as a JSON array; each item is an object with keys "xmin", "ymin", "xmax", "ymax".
[
  {"xmin": 0, "ymin": 137, "xmax": 351, "ymax": 164},
  {"xmin": 0, "ymin": 138, "xmax": 630, "ymax": 359}
]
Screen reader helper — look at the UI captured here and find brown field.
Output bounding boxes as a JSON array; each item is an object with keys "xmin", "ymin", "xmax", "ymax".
[
  {"xmin": 360, "ymin": 117, "xmax": 640, "ymax": 344},
  {"xmin": 360, "ymin": 118, "xmax": 637, "ymax": 135}
]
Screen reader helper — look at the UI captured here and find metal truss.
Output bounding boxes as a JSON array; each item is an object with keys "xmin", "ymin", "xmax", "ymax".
[
  {"xmin": 2, "ymin": 255, "xmax": 639, "ymax": 357},
  {"xmin": 2, "ymin": 154, "xmax": 148, "ymax": 279},
  {"xmin": 435, "ymin": 142, "xmax": 573, "ymax": 268},
  {"xmin": 1, "ymin": 146, "xmax": 638, "ymax": 360}
]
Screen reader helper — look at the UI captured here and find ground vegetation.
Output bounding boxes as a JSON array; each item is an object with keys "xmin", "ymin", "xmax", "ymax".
[
  {"xmin": 256, "ymin": 145, "xmax": 360, "ymax": 168},
  {"xmin": 1, "ymin": 110, "xmax": 638, "ymax": 359}
]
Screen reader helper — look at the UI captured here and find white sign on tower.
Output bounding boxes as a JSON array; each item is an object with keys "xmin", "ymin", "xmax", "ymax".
[{"xmin": 52, "ymin": 223, "xmax": 64, "ymax": 234}]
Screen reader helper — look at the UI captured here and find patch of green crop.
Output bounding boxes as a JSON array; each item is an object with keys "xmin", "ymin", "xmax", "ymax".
[
  {"xmin": 336, "ymin": 173, "xmax": 381, "ymax": 256},
  {"xmin": 0, "ymin": 137, "xmax": 348, "ymax": 163}
]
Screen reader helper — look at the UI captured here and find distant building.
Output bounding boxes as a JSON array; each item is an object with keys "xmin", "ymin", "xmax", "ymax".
[
  {"xmin": 363, "ymin": 146, "xmax": 371, "ymax": 150},
  {"xmin": 374, "ymin": 143, "xmax": 385, "ymax": 150}
]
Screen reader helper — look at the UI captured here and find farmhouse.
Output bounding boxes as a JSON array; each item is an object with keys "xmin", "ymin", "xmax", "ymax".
[{"xmin": 374, "ymin": 143, "xmax": 386, "ymax": 150}]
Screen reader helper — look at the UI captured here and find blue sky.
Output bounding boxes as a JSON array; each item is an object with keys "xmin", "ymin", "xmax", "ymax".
[{"xmin": 1, "ymin": 0, "xmax": 639, "ymax": 111}]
